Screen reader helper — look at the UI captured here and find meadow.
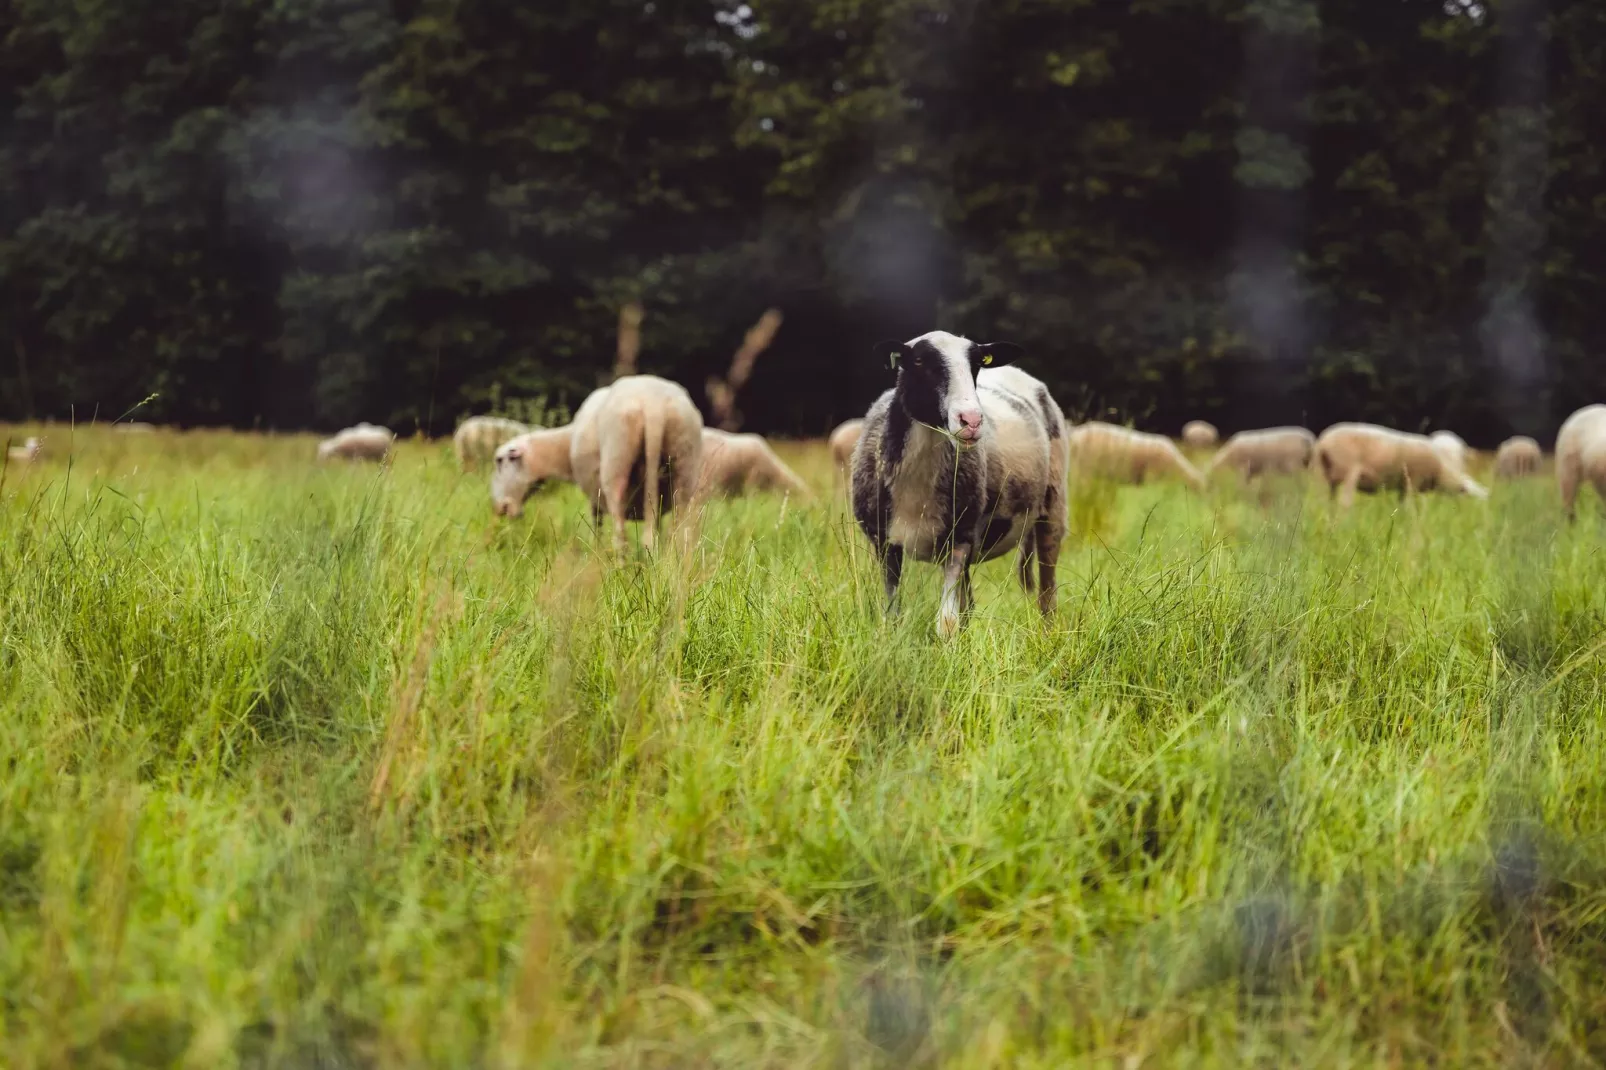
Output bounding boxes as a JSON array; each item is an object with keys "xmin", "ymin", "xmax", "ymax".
[{"xmin": 4, "ymin": 424, "xmax": 1606, "ymax": 1068}]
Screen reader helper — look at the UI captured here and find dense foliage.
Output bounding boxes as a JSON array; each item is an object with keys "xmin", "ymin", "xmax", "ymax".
[{"xmin": 3, "ymin": 0, "xmax": 1604, "ymax": 439}]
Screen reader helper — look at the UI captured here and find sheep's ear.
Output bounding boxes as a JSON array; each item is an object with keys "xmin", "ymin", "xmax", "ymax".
[
  {"xmin": 873, "ymin": 339, "xmax": 906, "ymax": 371},
  {"xmin": 974, "ymin": 342, "xmax": 1024, "ymax": 368}
]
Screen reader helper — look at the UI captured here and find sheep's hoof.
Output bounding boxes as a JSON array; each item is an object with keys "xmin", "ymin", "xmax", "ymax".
[{"xmin": 935, "ymin": 610, "xmax": 962, "ymax": 640}]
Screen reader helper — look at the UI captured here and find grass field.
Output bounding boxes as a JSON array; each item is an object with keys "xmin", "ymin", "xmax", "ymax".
[{"xmin": 3, "ymin": 423, "xmax": 1606, "ymax": 1067}]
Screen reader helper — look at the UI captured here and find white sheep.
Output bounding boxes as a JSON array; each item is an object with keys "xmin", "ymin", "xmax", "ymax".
[
  {"xmin": 1206, "ymin": 426, "xmax": 1315, "ymax": 482},
  {"xmin": 1069, "ymin": 422, "xmax": 1206, "ymax": 491},
  {"xmin": 1494, "ymin": 436, "xmax": 1542, "ymax": 479},
  {"xmin": 317, "ymin": 423, "xmax": 395, "ymax": 463},
  {"xmin": 696, "ymin": 429, "xmax": 811, "ymax": 501},
  {"xmin": 492, "ymin": 377, "xmax": 703, "ymax": 554},
  {"xmin": 1429, "ymin": 430, "xmax": 1473, "ymax": 475},
  {"xmin": 1315, "ymin": 423, "xmax": 1488, "ymax": 507},
  {"xmin": 453, "ymin": 416, "xmax": 529, "ymax": 472},
  {"xmin": 852, "ymin": 332, "xmax": 1068, "ymax": 638},
  {"xmin": 1181, "ymin": 420, "xmax": 1219, "ymax": 449},
  {"xmin": 829, "ymin": 418, "xmax": 865, "ymax": 476},
  {"xmin": 1556, "ymin": 405, "xmax": 1606, "ymax": 518},
  {"xmin": 6, "ymin": 437, "xmax": 42, "ymax": 464}
]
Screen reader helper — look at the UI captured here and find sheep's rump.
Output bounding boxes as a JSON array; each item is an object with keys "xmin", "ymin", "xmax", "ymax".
[
  {"xmin": 1495, "ymin": 436, "xmax": 1542, "ymax": 478},
  {"xmin": 587, "ymin": 376, "xmax": 704, "ymax": 521}
]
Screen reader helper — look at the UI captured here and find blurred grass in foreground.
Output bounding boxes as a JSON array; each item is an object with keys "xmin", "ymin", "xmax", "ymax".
[{"xmin": 2, "ymin": 425, "xmax": 1606, "ymax": 1067}]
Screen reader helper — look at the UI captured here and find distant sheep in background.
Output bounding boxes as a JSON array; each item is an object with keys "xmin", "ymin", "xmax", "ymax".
[
  {"xmin": 1556, "ymin": 405, "xmax": 1606, "ymax": 519},
  {"xmin": 1207, "ymin": 427, "xmax": 1316, "ymax": 482},
  {"xmin": 696, "ymin": 429, "xmax": 810, "ymax": 501},
  {"xmin": 1181, "ymin": 420, "xmax": 1219, "ymax": 449},
  {"xmin": 829, "ymin": 418, "xmax": 865, "ymax": 478},
  {"xmin": 317, "ymin": 423, "xmax": 395, "ymax": 463},
  {"xmin": 1495, "ymin": 436, "xmax": 1542, "ymax": 479},
  {"xmin": 1069, "ymin": 422, "xmax": 1206, "ymax": 491},
  {"xmin": 6, "ymin": 437, "xmax": 42, "ymax": 464},
  {"xmin": 453, "ymin": 416, "xmax": 529, "ymax": 471},
  {"xmin": 1316, "ymin": 423, "xmax": 1487, "ymax": 507}
]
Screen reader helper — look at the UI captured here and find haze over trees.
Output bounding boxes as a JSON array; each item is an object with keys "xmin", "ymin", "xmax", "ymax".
[{"xmin": 3, "ymin": 0, "xmax": 1602, "ymax": 440}]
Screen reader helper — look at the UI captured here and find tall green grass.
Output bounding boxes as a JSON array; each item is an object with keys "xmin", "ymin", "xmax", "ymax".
[{"xmin": 3, "ymin": 425, "xmax": 1606, "ymax": 1067}]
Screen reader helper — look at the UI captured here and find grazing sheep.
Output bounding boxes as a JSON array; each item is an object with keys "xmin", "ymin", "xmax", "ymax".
[
  {"xmin": 453, "ymin": 416, "xmax": 529, "ymax": 471},
  {"xmin": 1315, "ymin": 423, "xmax": 1488, "ymax": 507},
  {"xmin": 696, "ymin": 429, "xmax": 811, "ymax": 501},
  {"xmin": 829, "ymin": 418, "xmax": 865, "ymax": 476},
  {"xmin": 494, "ymin": 377, "xmax": 703, "ymax": 554},
  {"xmin": 6, "ymin": 437, "xmax": 41, "ymax": 464},
  {"xmin": 1495, "ymin": 435, "xmax": 1542, "ymax": 479},
  {"xmin": 1556, "ymin": 405, "xmax": 1606, "ymax": 518},
  {"xmin": 852, "ymin": 332, "xmax": 1068, "ymax": 639},
  {"xmin": 1207, "ymin": 426, "xmax": 1316, "ymax": 482},
  {"xmin": 1182, "ymin": 420, "xmax": 1219, "ymax": 449},
  {"xmin": 1069, "ymin": 422, "xmax": 1207, "ymax": 491},
  {"xmin": 317, "ymin": 423, "xmax": 395, "ymax": 463},
  {"xmin": 1429, "ymin": 430, "xmax": 1473, "ymax": 475}
]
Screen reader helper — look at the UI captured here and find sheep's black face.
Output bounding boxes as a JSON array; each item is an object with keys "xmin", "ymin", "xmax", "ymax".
[{"xmin": 874, "ymin": 332, "xmax": 1024, "ymax": 442}]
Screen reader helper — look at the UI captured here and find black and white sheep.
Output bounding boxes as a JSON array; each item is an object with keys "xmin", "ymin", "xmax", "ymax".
[{"xmin": 850, "ymin": 331, "xmax": 1068, "ymax": 638}]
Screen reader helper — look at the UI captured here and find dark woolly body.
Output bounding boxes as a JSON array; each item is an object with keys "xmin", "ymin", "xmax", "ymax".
[
  {"xmin": 850, "ymin": 390, "xmax": 988, "ymax": 562},
  {"xmin": 851, "ymin": 373, "xmax": 1063, "ymax": 565}
]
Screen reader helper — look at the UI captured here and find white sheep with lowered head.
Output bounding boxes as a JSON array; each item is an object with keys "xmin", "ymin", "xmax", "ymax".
[
  {"xmin": 1556, "ymin": 405, "xmax": 1606, "ymax": 518},
  {"xmin": 1069, "ymin": 422, "xmax": 1206, "ymax": 491},
  {"xmin": 695, "ymin": 429, "xmax": 810, "ymax": 501},
  {"xmin": 1206, "ymin": 426, "xmax": 1315, "ymax": 482},
  {"xmin": 492, "ymin": 376, "xmax": 703, "ymax": 554},
  {"xmin": 1495, "ymin": 435, "xmax": 1542, "ymax": 479},
  {"xmin": 317, "ymin": 423, "xmax": 395, "ymax": 463},
  {"xmin": 1315, "ymin": 423, "xmax": 1487, "ymax": 507},
  {"xmin": 851, "ymin": 332, "xmax": 1068, "ymax": 639},
  {"xmin": 1429, "ymin": 430, "xmax": 1474, "ymax": 475},
  {"xmin": 1181, "ymin": 420, "xmax": 1219, "ymax": 449},
  {"xmin": 453, "ymin": 416, "xmax": 529, "ymax": 471},
  {"xmin": 829, "ymin": 418, "xmax": 865, "ymax": 476}
]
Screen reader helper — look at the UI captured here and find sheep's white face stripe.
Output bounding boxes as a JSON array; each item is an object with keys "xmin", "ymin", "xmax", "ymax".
[{"xmin": 906, "ymin": 330, "xmax": 981, "ymax": 436}]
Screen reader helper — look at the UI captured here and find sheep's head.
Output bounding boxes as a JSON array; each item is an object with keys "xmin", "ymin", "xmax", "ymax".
[
  {"xmin": 875, "ymin": 332, "xmax": 1022, "ymax": 443},
  {"xmin": 490, "ymin": 437, "xmax": 547, "ymax": 517}
]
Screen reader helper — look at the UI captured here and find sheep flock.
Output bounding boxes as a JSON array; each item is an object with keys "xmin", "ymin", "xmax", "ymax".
[{"xmin": 7, "ymin": 333, "xmax": 1598, "ymax": 639}]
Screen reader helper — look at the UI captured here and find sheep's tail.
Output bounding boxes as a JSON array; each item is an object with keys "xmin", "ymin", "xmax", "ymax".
[{"xmin": 642, "ymin": 403, "xmax": 666, "ymax": 535}]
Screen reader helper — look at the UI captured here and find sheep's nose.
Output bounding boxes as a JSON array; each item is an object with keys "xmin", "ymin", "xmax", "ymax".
[{"xmin": 956, "ymin": 409, "xmax": 983, "ymax": 440}]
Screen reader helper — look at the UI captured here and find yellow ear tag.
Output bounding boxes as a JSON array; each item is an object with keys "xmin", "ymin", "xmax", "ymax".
[
  {"xmin": 890, "ymin": 350, "xmax": 901, "ymax": 368},
  {"xmin": 982, "ymin": 354, "xmax": 994, "ymax": 365}
]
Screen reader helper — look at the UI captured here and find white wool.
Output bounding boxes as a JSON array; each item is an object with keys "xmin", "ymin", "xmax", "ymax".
[
  {"xmin": 1316, "ymin": 423, "xmax": 1487, "ymax": 506},
  {"xmin": 1181, "ymin": 420, "xmax": 1219, "ymax": 449},
  {"xmin": 1208, "ymin": 427, "xmax": 1315, "ymax": 481},
  {"xmin": 1556, "ymin": 405, "xmax": 1606, "ymax": 517},
  {"xmin": 1494, "ymin": 435, "xmax": 1541, "ymax": 479},
  {"xmin": 1069, "ymin": 422, "xmax": 1206, "ymax": 490},
  {"xmin": 454, "ymin": 416, "xmax": 529, "ymax": 471},
  {"xmin": 696, "ymin": 429, "xmax": 810, "ymax": 501}
]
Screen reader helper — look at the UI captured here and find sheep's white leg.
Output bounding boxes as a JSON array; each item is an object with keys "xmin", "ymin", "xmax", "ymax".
[
  {"xmin": 1337, "ymin": 469, "xmax": 1361, "ymax": 510},
  {"xmin": 936, "ymin": 544, "xmax": 972, "ymax": 640}
]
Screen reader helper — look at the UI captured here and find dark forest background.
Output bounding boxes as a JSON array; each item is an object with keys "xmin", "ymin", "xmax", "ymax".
[{"xmin": 2, "ymin": 0, "xmax": 1602, "ymax": 442}]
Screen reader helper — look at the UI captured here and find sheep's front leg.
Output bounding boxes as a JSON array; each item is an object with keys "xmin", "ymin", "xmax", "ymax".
[
  {"xmin": 881, "ymin": 544, "xmax": 904, "ymax": 615},
  {"xmin": 936, "ymin": 543, "xmax": 972, "ymax": 640}
]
